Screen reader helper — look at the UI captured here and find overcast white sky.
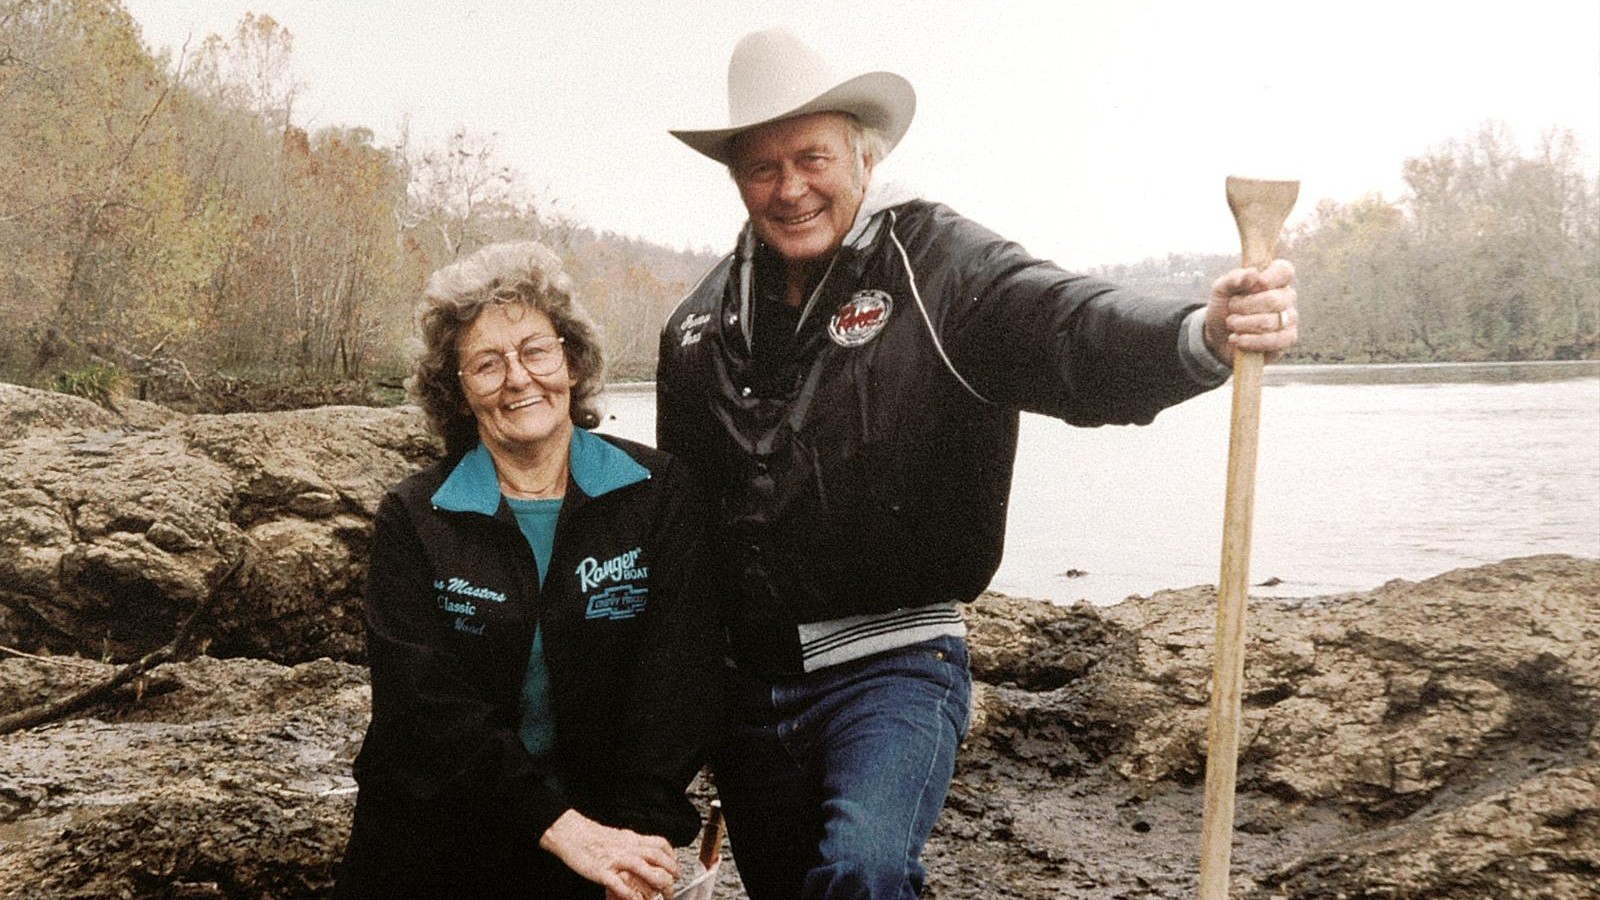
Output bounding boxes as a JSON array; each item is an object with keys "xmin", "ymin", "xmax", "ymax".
[{"xmin": 122, "ymin": 0, "xmax": 1600, "ymax": 270}]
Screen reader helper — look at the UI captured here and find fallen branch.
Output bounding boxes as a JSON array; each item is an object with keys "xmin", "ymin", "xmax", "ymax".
[
  {"xmin": 0, "ymin": 644, "xmax": 102, "ymax": 669},
  {"xmin": 0, "ymin": 553, "xmax": 249, "ymax": 736}
]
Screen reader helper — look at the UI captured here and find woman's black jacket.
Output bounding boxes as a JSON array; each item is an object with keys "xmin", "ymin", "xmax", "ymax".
[{"xmin": 340, "ymin": 430, "xmax": 722, "ymax": 892}]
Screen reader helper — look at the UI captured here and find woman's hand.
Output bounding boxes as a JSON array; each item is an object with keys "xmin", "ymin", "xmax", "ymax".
[{"xmin": 540, "ymin": 809, "xmax": 681, "ymax": 900}]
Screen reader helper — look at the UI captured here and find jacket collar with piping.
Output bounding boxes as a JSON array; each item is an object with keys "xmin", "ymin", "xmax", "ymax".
[
  {"xmin": 430, "ymin": 427, "xmax": 649, "ymax": 515},
  {"xmin": 733, "ymin": 178, "xmax": 920, "ymax": 349}
]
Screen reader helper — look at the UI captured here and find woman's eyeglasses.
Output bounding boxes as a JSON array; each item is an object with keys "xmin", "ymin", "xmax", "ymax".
[{"xmin": 458, "ymin": 335, "xmax": 565, "ymax": 395}]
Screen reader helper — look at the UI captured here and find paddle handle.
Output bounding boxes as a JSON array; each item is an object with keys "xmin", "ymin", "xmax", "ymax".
[
  {"xmin": 1198, "ymin": 347, "xmax": 1263, "ymax": 900},
  {"xmin": 1200, "ymin": 175, "xmax": 1295, "ymax": 900}
]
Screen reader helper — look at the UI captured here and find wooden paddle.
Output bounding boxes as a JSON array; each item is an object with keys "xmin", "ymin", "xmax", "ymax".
[
  {"xmin": 1198, "ymin": 175, "xmax": 1299, "ymax": 900},
  {"xmin": 668, "ymin": 801, "xmax": 725, "ymax": 900},
  {"xmin": 697, "ymin": 799, "xmax": 725, "ymax": 871}
]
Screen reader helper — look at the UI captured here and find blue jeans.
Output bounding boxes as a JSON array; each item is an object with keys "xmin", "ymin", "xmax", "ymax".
[{"xmin": 714, "ymin": 635, "xmax": 973, "ymax": 900}]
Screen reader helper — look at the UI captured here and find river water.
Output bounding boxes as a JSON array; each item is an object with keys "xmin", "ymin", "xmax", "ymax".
[{"xmin": 597, "ymin": 361, "xmax": 1600, "ymax": 605}]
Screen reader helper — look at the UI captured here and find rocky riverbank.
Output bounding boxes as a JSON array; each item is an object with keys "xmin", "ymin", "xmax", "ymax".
[
  {"xmin": 1, "ymin": 385, "xmax": 1595, "ymax": 898},
  {"xmin": 2, "ymin": 555, "xmax": 1594, "ymax": 899}
]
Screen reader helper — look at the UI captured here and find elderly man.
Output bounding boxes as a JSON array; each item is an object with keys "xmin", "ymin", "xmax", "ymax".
[{"xmin": 657, "ymin": 28, "xmax": 1298, "ymax": 900}]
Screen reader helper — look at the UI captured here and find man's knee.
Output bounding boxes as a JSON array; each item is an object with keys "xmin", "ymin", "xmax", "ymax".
[
  {"xmin": 805, "ymin": 853, "xmax": 925, "ymax": 900},
  {"xmin": 809, "ymin": 800, "xmax": 929, "ymax": 899}
]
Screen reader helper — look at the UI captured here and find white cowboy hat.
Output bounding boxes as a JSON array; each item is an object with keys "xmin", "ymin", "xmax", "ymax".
[{"xmin": 670, "ymin": 28, "xmax": 916, "ymax": 165}]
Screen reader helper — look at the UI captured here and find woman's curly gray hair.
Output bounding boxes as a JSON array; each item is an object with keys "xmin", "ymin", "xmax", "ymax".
[{"xmin": 408, "ymin": 241, "xmax": 605, "ymax": 457}]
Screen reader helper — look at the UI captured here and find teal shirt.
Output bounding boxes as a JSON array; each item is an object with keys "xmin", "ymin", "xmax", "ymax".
[{"xmin": 506, "ymin": 496, "xmax": 562, "ymax": 763}]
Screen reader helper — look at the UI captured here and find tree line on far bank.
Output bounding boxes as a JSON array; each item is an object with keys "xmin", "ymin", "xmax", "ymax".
[
  {"xmin": 3, "ymin": 2, "xmax": 1595, "ymax": 414},
  {"xmin": 1099, "ymin": 124, "xmax": 1598, "ymax": 364}
]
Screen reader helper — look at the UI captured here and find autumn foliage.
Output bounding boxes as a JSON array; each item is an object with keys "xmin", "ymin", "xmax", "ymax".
[{"xmin": 0, "ymin": 0, "xmax": 716, "ymax": 404}]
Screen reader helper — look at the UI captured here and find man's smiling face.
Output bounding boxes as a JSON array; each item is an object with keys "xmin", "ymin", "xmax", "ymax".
[{"xmin": 731, "ymin": 112, "xmax": 872, "ymax": 267}]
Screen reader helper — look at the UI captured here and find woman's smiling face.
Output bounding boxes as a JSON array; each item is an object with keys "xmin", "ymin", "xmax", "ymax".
[{"xmin": 456, "ymin": 304, "xmax": 575, "ymax": 456}]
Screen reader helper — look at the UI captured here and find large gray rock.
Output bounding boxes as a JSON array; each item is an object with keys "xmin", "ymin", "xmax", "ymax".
[
  {"xmin": 0, "ymin": 656, "xmax": 368, "ymax": 899},
  {"xmin": 944, "ymin": 553, "xmax": 1599, "ymax": 899},
  {"xmin": 1, "ymin": 556, "xmax": 1594, "ymax": 899},
  {"xmin": 0, "ymin": 384, "xmax": 440, "ymax": 663}
]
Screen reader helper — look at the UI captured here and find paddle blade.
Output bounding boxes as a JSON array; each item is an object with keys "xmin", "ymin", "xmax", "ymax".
[{"xmin": 1225, "ymin": 176, "xmax": 1299, "ymax": 269}]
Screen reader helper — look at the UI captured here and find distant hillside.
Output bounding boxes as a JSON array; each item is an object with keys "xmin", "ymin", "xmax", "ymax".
[{"xmin": 559, "ymin": 227, "xmax": 724, "ymax": 380}]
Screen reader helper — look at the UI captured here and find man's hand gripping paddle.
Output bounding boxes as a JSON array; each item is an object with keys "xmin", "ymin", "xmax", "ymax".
[{"xmin": 1198, "ymin": 176, "xmax": 1298, "ymax": 900}]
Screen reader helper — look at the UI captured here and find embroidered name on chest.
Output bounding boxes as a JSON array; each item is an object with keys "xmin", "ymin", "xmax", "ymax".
[{"xmin": 679, "ymin": 312, "xmax": 711, "ymax": 347}]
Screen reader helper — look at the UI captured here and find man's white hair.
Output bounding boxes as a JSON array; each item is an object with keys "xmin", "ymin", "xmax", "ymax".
[{"xmin": 844, "ymin": 117, "xmax": 889, "ymax": 182}]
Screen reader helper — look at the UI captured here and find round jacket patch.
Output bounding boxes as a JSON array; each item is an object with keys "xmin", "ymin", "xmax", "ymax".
[{"xmin": 828, "ymin": 290, "xmax": 894, "ymax": 347}]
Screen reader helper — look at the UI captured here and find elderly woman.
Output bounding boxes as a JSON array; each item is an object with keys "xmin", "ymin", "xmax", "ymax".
[{"xmin": 336, "ymin": 242, "xmax": 721, "ymax": 900}]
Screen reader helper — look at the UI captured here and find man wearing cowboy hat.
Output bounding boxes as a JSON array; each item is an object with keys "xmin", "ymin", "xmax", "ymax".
[{"xmin": 657, "ymin": 27, "xmax": 1298, "ymax": 900}]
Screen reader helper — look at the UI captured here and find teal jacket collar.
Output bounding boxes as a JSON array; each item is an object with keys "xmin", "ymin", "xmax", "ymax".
[{"xmin": 430, "ymin": 428, "xmax": 649, "ymax": 515}]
